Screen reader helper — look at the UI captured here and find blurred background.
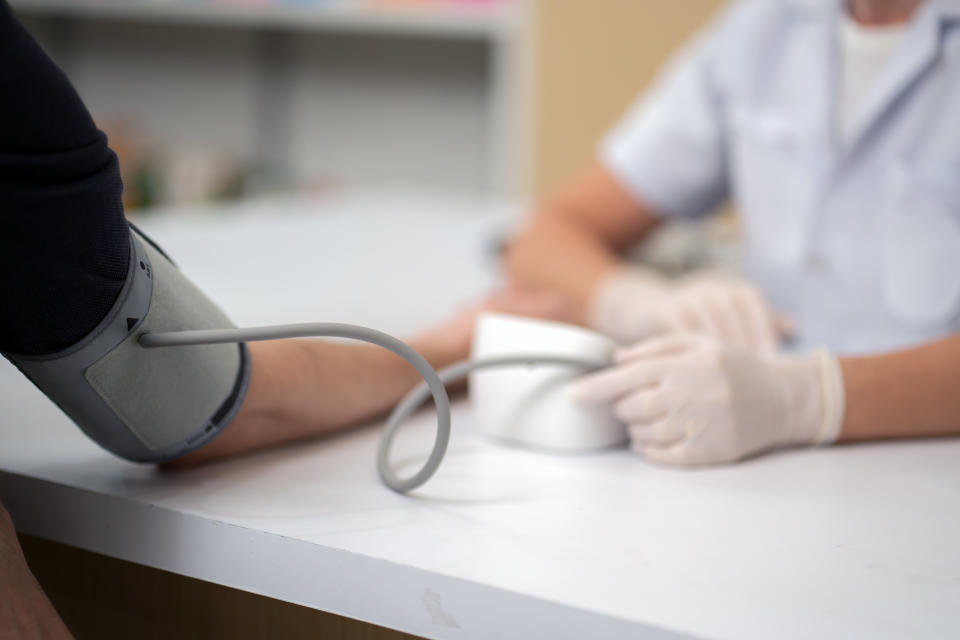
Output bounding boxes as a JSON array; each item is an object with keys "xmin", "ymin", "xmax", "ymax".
[{"xmin": 13, "ymin": 0, "xmax": 728, "ymax": 208}]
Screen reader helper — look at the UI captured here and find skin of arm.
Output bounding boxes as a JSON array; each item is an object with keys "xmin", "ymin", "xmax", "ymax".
[
  {"xmin": 169, "ymin": 291, "xmax": 573, "ymax": 467},
  {"xmin": 504, "ymin": 162, "xmax": 663, "ymax": 323},
  {"xmin": 0, "ymin": 503, "xmax": 73, "ymax": 640},
  {"xmin": 170, "ymin": 336, "xmax": 458, "ymax": 466},
  {"xmin": 838, "ymin": 333, "xmax": 960, "ymax": 442}
]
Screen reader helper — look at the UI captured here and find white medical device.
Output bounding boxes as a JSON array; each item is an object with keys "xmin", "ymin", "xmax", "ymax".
[{"xmin": 470, "ymin": 313, "xmax": 625, "ymax": 451}]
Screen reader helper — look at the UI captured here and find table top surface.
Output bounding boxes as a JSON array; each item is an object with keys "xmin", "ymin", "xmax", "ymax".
[{"xmin": 2, "ymin": 192, "xmax": 959, "ymax": 640}]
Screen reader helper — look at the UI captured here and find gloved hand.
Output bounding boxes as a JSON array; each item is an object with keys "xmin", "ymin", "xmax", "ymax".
[
  {"xmin": 589, "ymin": 268, "xmax": 787, "ymax": 352},
  {"xmin": 571, "ymin": 334, "xmax": 845, "ymax": 466}
]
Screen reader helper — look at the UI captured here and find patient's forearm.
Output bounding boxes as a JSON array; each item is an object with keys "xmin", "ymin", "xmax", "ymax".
[
  {"xmin": 839, "ymin": 334, "xmax": 960, "ymax": 442},
  {"xmin": 170, "ymin": 333, "xmax": 462, "ymax": 465},
  {"xmin": 170, "ymin": 289, "xmax": 575, "ymax": 466}
]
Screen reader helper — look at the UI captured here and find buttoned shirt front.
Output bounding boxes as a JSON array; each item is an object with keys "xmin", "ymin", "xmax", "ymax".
[{"xmin": 603, "ymin": 0, "xmax": 960, "ymax": 355}]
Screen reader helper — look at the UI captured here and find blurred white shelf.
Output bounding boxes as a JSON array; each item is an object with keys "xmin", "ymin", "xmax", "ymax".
[
  {"xmin": 10, "ymin": 0, "xmax": 520, "ymax": 39},
  {"xmin": 13, "ymin": 0, "xmax": 531, "ymax": 196}
]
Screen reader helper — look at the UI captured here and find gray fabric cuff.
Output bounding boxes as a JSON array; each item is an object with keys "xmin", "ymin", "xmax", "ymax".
[{"xmin": 4, "ymin": 227, "xmax": 250, "ymax": 462}]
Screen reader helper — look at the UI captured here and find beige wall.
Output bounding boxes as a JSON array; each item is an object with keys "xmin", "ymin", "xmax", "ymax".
[{"xmin": 530, "ymin": 0, "xmax": 729, "ymax": 197}]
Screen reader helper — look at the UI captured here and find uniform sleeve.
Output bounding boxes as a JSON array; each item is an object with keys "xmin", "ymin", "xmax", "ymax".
[
  {"xmin": 600, "ymin": 8, "xmax": 736, "ymax": 220},
  {"xmin": 0, "ymin": 0, "xmax": 130, "ymax": 356}
]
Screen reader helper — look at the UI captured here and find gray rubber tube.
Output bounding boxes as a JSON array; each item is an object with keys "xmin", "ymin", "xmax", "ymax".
[
  {"xmin": 140, "ymin": 323, "xmax": 449, "ymax": 493},
  {"xmin": 378, "ymin": 354, "xmax": 608, "ymax": 491},
  {"xmin": 141, "ymin": 325, "xmax": 606, "ymax": 493}
]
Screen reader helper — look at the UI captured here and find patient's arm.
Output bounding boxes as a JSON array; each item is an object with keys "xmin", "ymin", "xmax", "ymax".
[
  {"xmin": 169, "ymin": 334, "xmax": 456, "ymax": 465},
  {"xmin": 839, "ymin": 333, "xmax": 960, "ymax": 442},
  {"xmin": 169, "ymin": 290, "xmax": 572, "ymax": 466}
]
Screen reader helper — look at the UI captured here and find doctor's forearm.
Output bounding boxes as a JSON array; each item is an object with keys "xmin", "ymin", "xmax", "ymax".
[
  {"xmin": 838, "ymin": 334, "xmax": 960, "ymax": 442},
  {"xmin": 507, "ymin": 215, "xmax": 621, "ymax": 321},
  {"xmin": 505, "ymin": 163, "xmax": 661, "ymax": 322}
]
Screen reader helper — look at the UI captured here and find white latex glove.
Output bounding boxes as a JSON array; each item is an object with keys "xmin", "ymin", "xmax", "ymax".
[
  {"xmin": 589, "ymin": 268, "xmax": 787, "ymax": 352},
  {"xmin": 572, "ymin": 334, "xmax": 845, "ymax": 466}
]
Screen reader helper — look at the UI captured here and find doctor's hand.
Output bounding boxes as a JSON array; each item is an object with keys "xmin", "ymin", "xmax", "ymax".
[
  {"xmin": 590, "ymin": 268, "xmax": 789, "ymax": 352},
  {"xmin": 572, "ymin": 334, "xmax": 845, "ymax": 466}
]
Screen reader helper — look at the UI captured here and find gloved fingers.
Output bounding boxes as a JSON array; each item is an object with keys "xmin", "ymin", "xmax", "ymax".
[
  {"xmin": 733, "ymin": 285, "xmax": 779, "ymax": 353},
  {"xmin": 669, "ymin": 299, "xmax": 708, "ymax": 336},
  {"xmin": 683, "ymin": 296, "xmax": 726, "ymax": 342},
  {"xmin": 774, "ymin": 313, "xmax": 797, "ymax": 340},
  {"xmin": 633, "ymin": 440, "xmax": 691, "ymax": 466},
  {"xmin": 613, "ymin": 333, "xmax": 698, "ymax": 363},
  {"xmin": 627, "ymin": 418, "xmax": 685, "ymax": 447},
  {"xmin": 689, "ymin": 293, "xmax": 755, "ymax": 350},
  {"xmin": 570, "ymin": 359, "xmax": 665, "ymax": 404},
  {"xmin": 614, "ymin": 388, "xmax": 671, "ymax": 424},
  {"xmin": 703, "ymin": 291, "xmax": 752, "ymax": 349}
]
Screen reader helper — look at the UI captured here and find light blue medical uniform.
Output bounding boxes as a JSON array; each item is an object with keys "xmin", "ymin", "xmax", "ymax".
[{"xmin": 602, "ymin": 0, "xmax": 960, "ymax": 355}]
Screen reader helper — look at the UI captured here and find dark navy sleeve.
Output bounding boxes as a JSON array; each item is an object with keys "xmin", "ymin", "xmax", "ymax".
[{"xmin": 0, "ymin": 0, "xmax": 130, "ymax": 355}]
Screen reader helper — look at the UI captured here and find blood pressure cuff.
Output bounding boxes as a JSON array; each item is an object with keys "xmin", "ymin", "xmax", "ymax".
[{"xmin": 3, "ymin": 227, "xmax": 251, "ymax": 462}]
